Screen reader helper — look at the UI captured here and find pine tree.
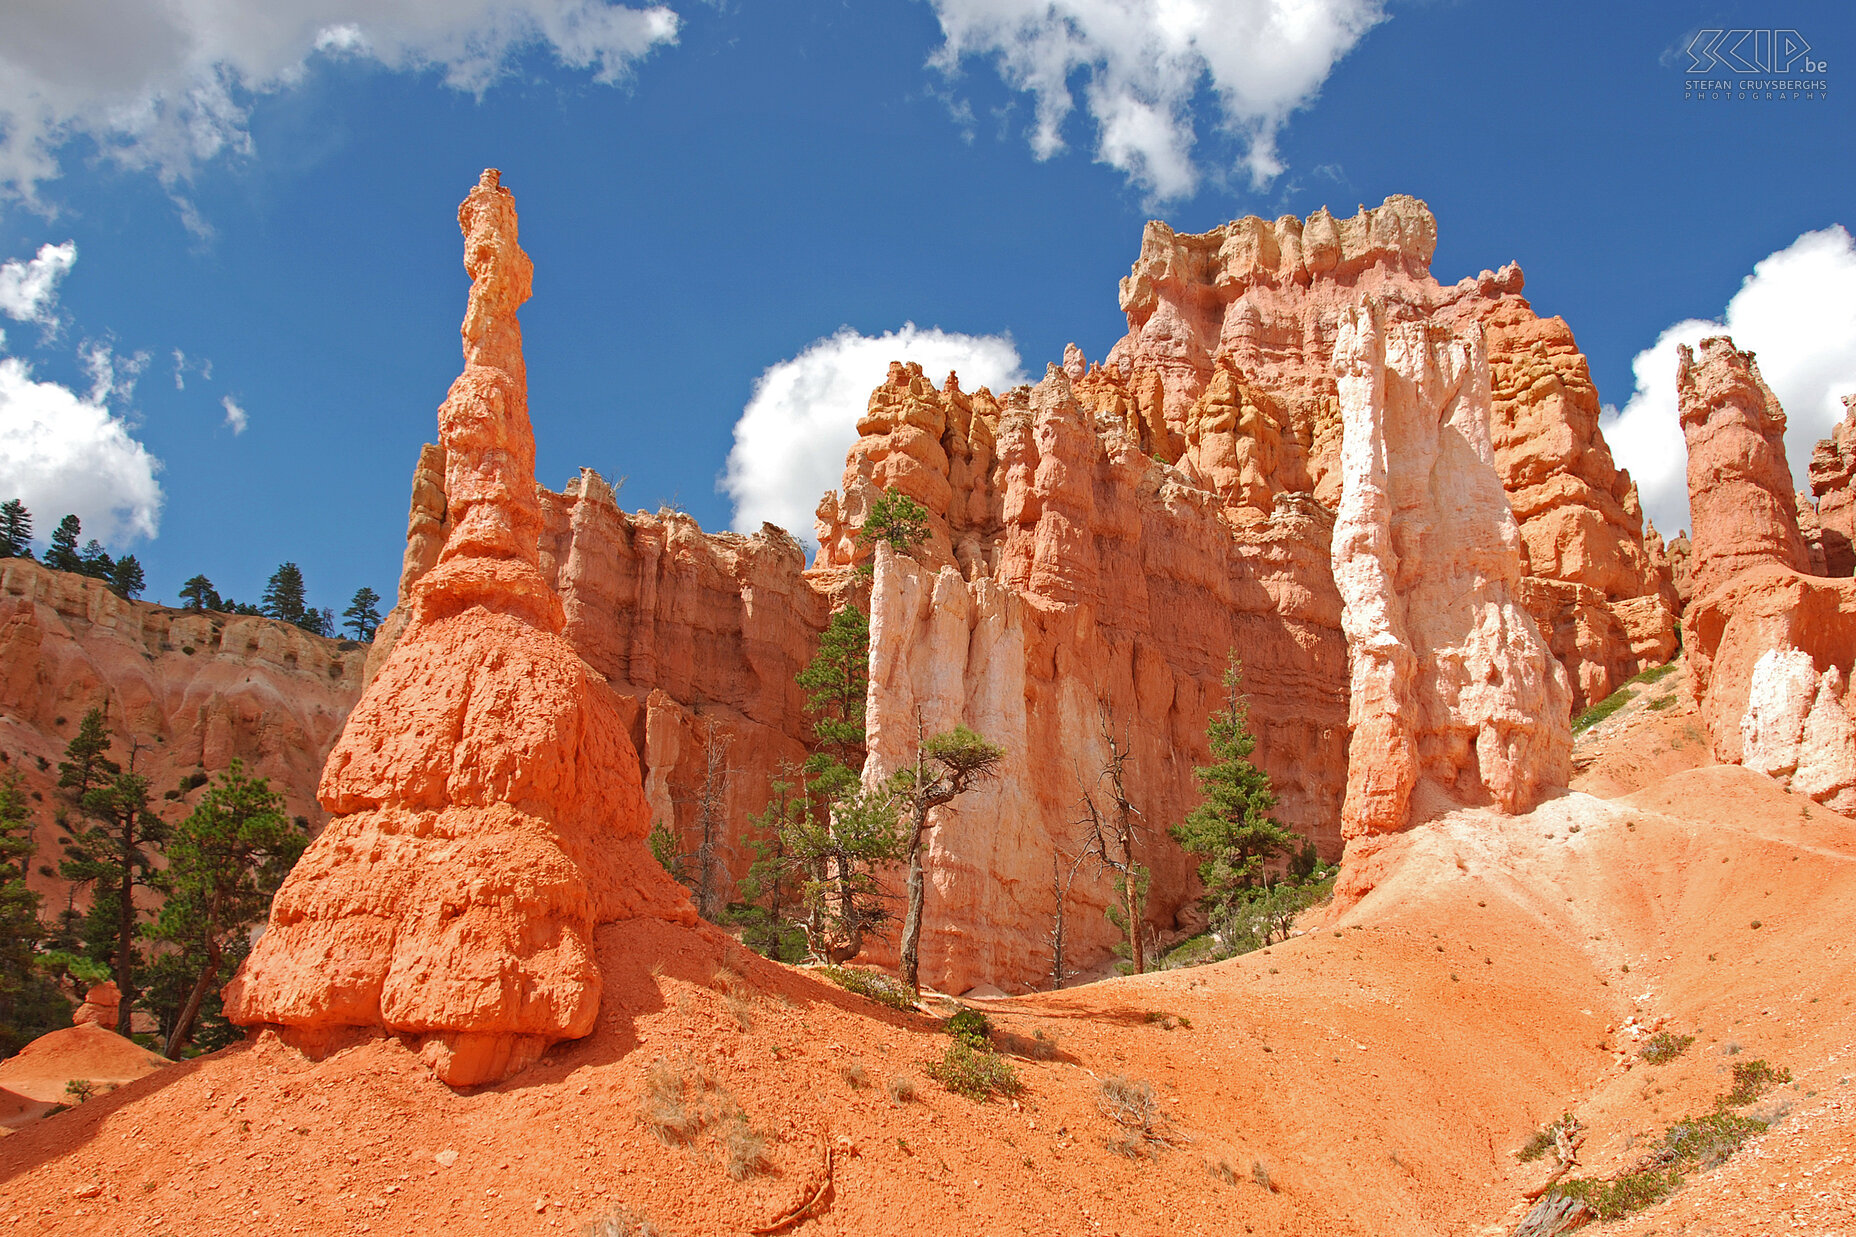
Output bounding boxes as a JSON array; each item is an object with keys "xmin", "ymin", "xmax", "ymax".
[
  {"xmin": 796, "ymin": 605, "xmax": 870, "ymax": 791},
  {"xmin": 44, "ymin": 515, "xmax": 83, "ymax": 573},
  {"xmin": 299, "ymin": 607, "xmax": 334, "ymax": 638},
  {"xmin": 79, "ymin": 539, "xmax": 114, "ymax": 581},
  {"xmin": 855, "ymin": 487, "xmax": 931, "ymax": 574},
  {"xmin": 1169, "ymin": 657, "xmax": 1298, "ymax": 930},
  {"xmin": 108, "ymin": 554, "xmax": 145, "ymax": 600},
  {"xmin": 261, "ymin": 562, "xmax": 308, "ymax": 627},
  {"xmin": 893, "ymin": 719, "xmax": 1004, "ymax": 992},
  {"xmin": 732, "ymin": 766, "xmax": 809, "ymax": 961},
  {"xmin": 0, "ymin": 500, "xmax": 32, "ymax": 559},
  {"xmin": 57, "ymin": 707, "xmax": 119, "ymax": 803},
  {"xmin": 147, "ymin": 761, "xmax": 305, "ymax": 1056},
  {"xmin": 0, "ymin": 770, "xmax": 66, "ymax": 1054},
  {"xmin": 56, "ymin": 717, "xmax": 167, "ymax": 1035},
  {"xmin": 342, "ymin": 587, "xmax": 383, "ymax": 641},
  {"xmin": 178, "ymin": 575, "xmax": 222, "ymax": 612}
]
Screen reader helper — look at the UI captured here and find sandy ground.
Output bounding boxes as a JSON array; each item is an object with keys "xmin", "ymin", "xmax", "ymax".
[{"xmin": 1, "ymin": 679, "xmax": 1853, "ymax": 1236}]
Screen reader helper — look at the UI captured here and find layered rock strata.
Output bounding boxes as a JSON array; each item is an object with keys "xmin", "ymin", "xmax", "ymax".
[
  {"xmin": 1680, "ymin": 337, "xmax": 1856, "ymax": 816},
  {"xmin": 0, "ymin": 558, "xmax": 364, "ymax": 903},
  {"xmin": 1330, "ymin": 304, "xmax": 1570, "ymax": 837},
  {"xmin": 226, "ymin": 171, "xmax": 694, "ymax": 1085},
  {"xmin": 846, "ymin": 368, "xmax": 1349, "ymax": 990}
]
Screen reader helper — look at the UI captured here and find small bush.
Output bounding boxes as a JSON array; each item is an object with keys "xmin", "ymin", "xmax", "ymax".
[
  {"xmin": 819, "ymin": 965, "xmax": 914, "ymax": 1011},
  {"xmin": 1629, "ymin": 662, "xmax": 1678, "ymax": 686},
  {"xmin": 582, "ymin": 1206, "xmax": 671, "ymax": 1237},
  {"xmin": 640, "ymin": 1061, "xmax": 714, "ymax": 1145},
  {"xmin": 724, "ymin": 995, "xmax": 754, "ymax": 1032},
  {"xmin": 839, "ymin": 1062, "xmax": 869, "ymax": 1089},
  {"xmin": 945, "ymin": 1007, "xmax": 991, "ymax": 1050},
  {"xmin": 994, "ymin": 1027, "xmax": 1058, "ymax": 1060},
  {"xmin": 887, "ymin": 1074, "xmax": 918, "ymax": 1103},
  {"xmin": 1647, "ymin": 695, "xmax": 1677, "ymax": 711},
  {"xmin": 1516, "ymin": 1114, "xmax": 1576, "ymax": 1163},
  {"xmin": 1663, "ymin": 1111, "xmax": 1767, "ymax": 1168},
  {"xmin": 63, "ymin": 1079, "xmax": 95, "ymax": 1104},
  {"xmin": 1207, "ymin": 1159, "xmax": 1238, "ymax": 1185},
  {"xmin": 1640, "ymin": 1031, "xmax": 1696, "ymax": 1065},
  {"xmin": 721, "ymin": 1115, "xmax": 772, "ymax": 1181},
  {"xmin": 928, "ymin": 1042, "xmax": 1022, "ymax": 1101},
  {"xmin": 1722, "ymin": 1059, "xmax": 1791, "ymax": 1107},
  {"xmin": 1098, "ymin": 1076, "xmax": 1175, "ymax": 1157},
  {"xmin": 1251, "ymin": 1159, "xmax": 1277, "ymax": 1192}
]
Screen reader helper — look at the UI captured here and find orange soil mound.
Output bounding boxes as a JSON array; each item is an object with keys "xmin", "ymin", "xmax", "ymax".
[
  {"xmin": 0, "ymin": 1026, "xmax": 170, "ymax": 1107},
  {"xmin": 2, "ymin": 764, "xmax": 1852, "ymax": 1235},
  {"xmin": 0, "ymin": 1088, "xmax": 52, "ymax": 1133}
]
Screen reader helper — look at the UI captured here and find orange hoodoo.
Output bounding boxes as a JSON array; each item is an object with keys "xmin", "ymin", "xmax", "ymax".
[{"xmin": 225, "ymin": 170, "xmax": 695, "ymax": 1086}]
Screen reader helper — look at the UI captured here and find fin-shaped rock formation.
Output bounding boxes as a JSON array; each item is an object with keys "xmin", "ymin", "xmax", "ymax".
[
  {"xmin": 226, "ymin": 171, "xmax": 695, "ymax": 1085},
  {"xmin": 1809, "ymin": 394, "xmax": 1856, "ymax": 579},
  {"xmin": 1680, "ymin": 336, "xmax": 1856, "ymax": 815},
  {"xmin": 1330, "ymin": 303, "xmax": 1570, "ymax": 839}
]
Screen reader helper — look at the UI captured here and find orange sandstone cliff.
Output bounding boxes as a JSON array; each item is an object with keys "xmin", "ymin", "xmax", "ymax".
[
  {"xmin": 225, "ymin": 170, "xmax": 695, "ymax": 1085},
  {"xmin": 0, "ymin": 558, "xmax": 364, "ymax": 905}
]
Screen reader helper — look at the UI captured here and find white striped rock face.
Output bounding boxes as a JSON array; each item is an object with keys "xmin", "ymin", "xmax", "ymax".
[
  {"xmin": 1330, "ymin": 302, "xmax": 1571, "ymax": 840},
  {"xmin": 1742, "ymin": 647, "xmax": 1856, "ymax": 814}
]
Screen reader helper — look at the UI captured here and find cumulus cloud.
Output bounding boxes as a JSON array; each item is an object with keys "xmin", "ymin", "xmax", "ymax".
[
  {"xmin": 0, "ymin": 0, "xmax": 681, "ymax": 202},
  {"xmin": 221, "ymin": 394, "xmax": 248, "ymax": 434},
  {"xmin": 0, "ymin": 356, "xmax": 163, "ymax": 545},
  {"xmin": 1603, "ymin": 226, "xmax": 1856, "ymax": 541},
  {"xmin": 722, "ymin": 324, "xmax": 1025, "ymax": 545},
  {"xmin": 0, "ymin": 241, "xmax": 77, "ymax": 323},
  {"xmin": 926, "ymin": 0, "xmax": 1385, "ymax": 200}
]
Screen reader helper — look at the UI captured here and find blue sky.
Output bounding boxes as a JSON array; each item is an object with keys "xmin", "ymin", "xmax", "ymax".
[{"xmin": 1, "ymin": 1, "xmax": 1852, "ymax": 620}]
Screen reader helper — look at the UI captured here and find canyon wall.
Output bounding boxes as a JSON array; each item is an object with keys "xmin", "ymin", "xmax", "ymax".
[{"xmin": 0, "ymin": 558, "xmax": 365, "ymax": 902}]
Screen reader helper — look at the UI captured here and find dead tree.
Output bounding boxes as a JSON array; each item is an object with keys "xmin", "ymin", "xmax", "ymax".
[
  {"xmin": 1077, "ymin": 706, "xmax": 1149, "ymax": 974},
  {"xmin": 1047, "ymin": 841, "xmax": 1089, "ymax": 990}
]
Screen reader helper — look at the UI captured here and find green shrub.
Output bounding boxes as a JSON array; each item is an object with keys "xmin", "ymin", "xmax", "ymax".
[
  {"xmin": 1662, "ymin": 1111, "xmax": 1767, "ymax": 1168},
  {"xmin": 1553, "ymin": 1166, "xmax": 1684, "ymax": 1220},
  {"xmin": 1573, "ymin": 690, "xmax": 1631, "ymax": 733},
  {"xmin": 1639, "ymin": 1031, "xmax": 1696, "ymax": 1064},
  {"xmin": 945, "ymin": 1007, "xmax": 991, "ymax": 1050},
  {"xmin": 818, "ymin": 965, "xmax": 914, "ymax": 1011},
  {"xmin": 928, "ymin": 1042, "xmax": 1022, "ymax": 1101},
  {"xmin": 1722, "ymin": 1059, "xmax": 1791, "ymax": 1107}
]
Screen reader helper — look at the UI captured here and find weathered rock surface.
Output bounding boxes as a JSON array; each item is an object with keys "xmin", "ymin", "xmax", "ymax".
[
  {"xmin": 70, "ymin": 982, "xmax": 121, "ymax": 1030},
  {"xmin": 1678, "ymin": 341, "xmax": 1856, "ymax": 816},
  {"xmin": 1095, "ymin": 198, "xmax": 1674, "ymax": 707},
  {"xmin": 0, "ymin": 557, "xmax": 365, "ymax": 906},
  {"xmin": 831, "ymin": 363, "xmax": 1349, "ymax": 992},
  {"xmin": 1330, "ymin": 303, "xmax": 1570, "ymax": 838},
  {"xmin": 1666, "ymin": 531, "xmax": 1694, "ymax": 609},
  {"xmin": 1678, "ymin": 338, "xmax": 1814, "ymax": 603},
  {"xmin": 226, "ymin": 171, "xmax": 694, "ymax": 1086},
  {"xmin": 1809, "ymin": 394, "xmax": 1856, "ymax": 578}
]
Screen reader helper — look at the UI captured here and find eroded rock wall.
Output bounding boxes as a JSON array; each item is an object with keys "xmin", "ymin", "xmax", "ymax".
[
  {"xmin": 1329, "ymin": 304, "xmax": 1570, "ymax": 839},
  {"xmin": 0, "ymin": 558, "xmax": 365, "ymax": 903},
  {"xmin": 1810, "ymin": 394, "xmax": 1856, "ymax": 578}
]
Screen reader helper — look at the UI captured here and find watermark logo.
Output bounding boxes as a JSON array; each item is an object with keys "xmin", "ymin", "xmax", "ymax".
[{"xmin": 1683, "ymin": 28, "xmax": 1828, "ymax": 100}]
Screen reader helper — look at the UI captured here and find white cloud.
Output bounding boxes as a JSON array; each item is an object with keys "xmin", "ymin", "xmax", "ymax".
[
  {"xmin": 1603, "ymin": 226, "xmax": 1856, "ymax": 540},
  {"xmin": 722, "ymin": 323, "xmax": 1025, "ymax": 544},
  {"xmin": 0, "ymin": 356, "xmax": 163, "ymax": 545},
  {"xmin": 0, "ymin": 241, "xmax": 77, "ymax": 323},
  {"xmin": 926, "ymin": 0, "xmax": 1385, "ymax": 201},
  {"xmin": 79, "ymin": 340, "xmax": 151, "ymax": 405},
  {"xmin": 0, "ymin": 0, "xmax": 681, "ymax": 203},
  {"xmin": 222, "ymin": 394, "xmax": 248, "ymax": 435}
]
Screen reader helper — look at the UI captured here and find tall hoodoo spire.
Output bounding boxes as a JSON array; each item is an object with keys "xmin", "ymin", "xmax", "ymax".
[{"xmin": 225, "ymin": 171, "xmax": 694, "ymax": 1086}]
